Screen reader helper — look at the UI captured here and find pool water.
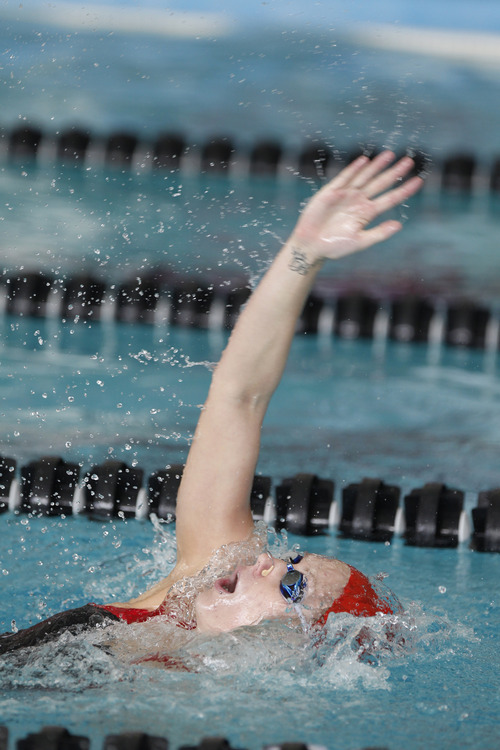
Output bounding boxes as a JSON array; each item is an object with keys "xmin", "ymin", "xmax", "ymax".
[
  {"xmin": 1, "ymin": 2, "xmax": 500, "ymax": 749},
  {"xmin": 1, "ymin": 515, "xmax": 499, "ymax": 750},
  {"xmin": 1, "ymin": 318, "xmax": 500, "ymax": 749},
  {"xmin": 1, "ymin": 315, "xmax": 500, "ymax": 492},
  {"xmin": 2, "ymin": 168, "xmax": 500, "ymax": 301}
]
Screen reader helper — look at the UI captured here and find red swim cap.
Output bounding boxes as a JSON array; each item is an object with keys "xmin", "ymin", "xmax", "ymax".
[{"xmin": 314, "ymin": 565, "xmax": 394, "ymax": 627}]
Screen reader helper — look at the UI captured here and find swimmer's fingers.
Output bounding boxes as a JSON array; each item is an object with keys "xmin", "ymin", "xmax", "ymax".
[
  {"xmin": 357, "ymin": 219, "xmax": 403, "ymax": 251},
  {"xmin": 371, "ymin": 174, "xmax": 423, "ymax": 216},
  {"xmin": 323, "ymin": 151, "xmax": 420, "ymax": 203},
  {"xmin": 363, "ymin": 155, "xmax": 417, "ymax": 198},
  {"xmin": 328, "ymin": 150, "xmax": 397, "ymax": 192},
  {"xmin": 349, "ymin": 150, "xmax": 399, "ymax": 190},
  {"xmin": 325, "ymin": 153, "xmax": 372, "ymax": 189}
]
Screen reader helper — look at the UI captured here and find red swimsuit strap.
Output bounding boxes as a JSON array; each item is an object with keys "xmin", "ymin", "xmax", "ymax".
[
  {"xmin": 314, "ymin": 565, "xmax": 394, "ymax": 627},
  {"xmin": 94, "ymin": 603, "xmax": 195, "ymax": 630},
  {"xmin": 96, "ymin": 603, "xmax": 164, "ymax": 624}
]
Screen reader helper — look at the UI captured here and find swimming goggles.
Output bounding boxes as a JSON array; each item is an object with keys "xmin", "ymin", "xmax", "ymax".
[{"xmin": 279, "ymin": 554, "xmax": 307, "ymax": 604}]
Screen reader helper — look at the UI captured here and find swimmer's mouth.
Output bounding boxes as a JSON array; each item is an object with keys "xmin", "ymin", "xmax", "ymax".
[{"xmin": 216, "ymin": 572, "xmax": 239, "ymax": 594}]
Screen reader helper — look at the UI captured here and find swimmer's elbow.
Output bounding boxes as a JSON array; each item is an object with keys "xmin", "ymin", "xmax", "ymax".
[{"xmin": 208, "ymin": 374, "xmax": 271, "ymax": 417}]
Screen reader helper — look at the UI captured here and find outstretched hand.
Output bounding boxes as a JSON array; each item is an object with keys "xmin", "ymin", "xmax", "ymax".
[{"xmin": 291, "ymin": 151, "xmax": 423, "ymax": 262}]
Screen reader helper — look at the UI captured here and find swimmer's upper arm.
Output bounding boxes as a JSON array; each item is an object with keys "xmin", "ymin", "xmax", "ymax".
[
  {"xmin": 173, "ymin": 382, "xmax": 262, "ymax": 570},
  {"xmin": 172, "ymin": 244, "xmax": 323, "ymax": 572}
]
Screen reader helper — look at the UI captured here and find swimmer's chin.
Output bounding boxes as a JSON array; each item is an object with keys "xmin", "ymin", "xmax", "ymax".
[
  {"xmin": 195, "ymin": 605, "xmax": 302, "ymax": 634},
  {"xmin": 195, "ymin": 612, "xmax": 266, "ymax": 634}
]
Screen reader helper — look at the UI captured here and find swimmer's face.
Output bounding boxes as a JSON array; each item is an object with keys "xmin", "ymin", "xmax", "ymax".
[{"xmin": 194, "ymin": 552, "xmax": 349, "ymax": 633}]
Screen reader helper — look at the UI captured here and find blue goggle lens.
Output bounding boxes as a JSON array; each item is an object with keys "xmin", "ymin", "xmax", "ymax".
[{"xmin": 279, "ymin": 555, "xmax": 307, "ymax": 603}]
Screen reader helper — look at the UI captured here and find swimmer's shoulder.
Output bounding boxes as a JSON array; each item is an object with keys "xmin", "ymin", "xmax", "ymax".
[{"xmin": 107, "ymin": 560, "xmax": 200, "ymax": 610}]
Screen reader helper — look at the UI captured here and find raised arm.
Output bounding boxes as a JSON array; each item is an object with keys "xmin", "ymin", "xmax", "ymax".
[{"xmin": 173, "ymin": 151, "xmax": 423, "ymax": 575}]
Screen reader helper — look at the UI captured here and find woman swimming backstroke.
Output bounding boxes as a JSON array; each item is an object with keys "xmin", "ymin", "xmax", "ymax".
[{"xmin": 1, "ymin": 151, "xmax": 423, "ymax": 651}]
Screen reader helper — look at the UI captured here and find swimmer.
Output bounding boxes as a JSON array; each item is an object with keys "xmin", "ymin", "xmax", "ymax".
[{"xmin": 1, "ymin": 151, "xmax": 422, "ymax": 653}]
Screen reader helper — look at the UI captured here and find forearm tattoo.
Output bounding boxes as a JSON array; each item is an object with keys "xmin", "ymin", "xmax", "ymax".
[{"xmin": 288, "ymin": 247, "xmax": 321, "ymax": 276}]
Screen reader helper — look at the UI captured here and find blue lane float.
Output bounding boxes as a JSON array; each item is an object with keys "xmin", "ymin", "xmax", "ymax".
[
  {"xmin": 153, "ymin": 133, "xmax": 186, "ymax": 170},
  {"xmin": 490, "ymin": 158, "xmax": 500, "ymax": 192},
  {"xmin": 16, "ymin": 727, "xmax": 89, "ymax": 750},
  {"xmin": 6, "ymin": 123, "xmax": 500, "ymax": 191},
  {"xmin": 20, "ymin": 456, "xmax": 80, "ymax": 516},
  {"xmin": 7, "ymin": 125, "xmax": 43, "ymax": 160},
  {"xmin": 1, "ymin": 270, "xmax": 499, "ymax": 352},
  {"xmin": 338, "ymin": 478, "xmax": 401, "ymax": 543},
  {"xmin": 0, "ymin": 456, "xmax": 16, "ymax": 514},
  {"xmin": 83, "ymin": 461, "xmax": 145, "ymax": 521},
  {"xmin": 2, "ymin": 453, "xmax": 500, "ymax": 553},
  {"xmin": 389, "ymin": 296, "xmax": 435, "ymax": 343},
  {"xmin": 0, "ymin": 726, "xmax": 389, "ymax": 750},
  {"xmin": 275, "ymin": 473, "xmax": 334, "ymax": 536},
  {"xmin": 104, "ymin": 733, "xmax": 167, "ymax": 750},
  {"xmin": 334, "ymin": 293, "xmax": 380, "ymax": 340},
  {"xmin": 470, "ymin": 488, "xmax": 500, "ymax": 553},
  {"xmin": 441, "ymin": 154, "xmax": 476, "ymax": 192},
  {"xmin": 445, "ymin": 301, "xmax": 492, "ymax": 349},
  {"xmin": 5, "ymin": 272, "xmax": 53, "ymax": 319},
  {"xmin": 57, "ymin": 128, "xmax": 91, "ymax": 164},
  {"xmin": 403, "ymin": 482, "xmax": 466, "ymax": 549},
  {"xmin": 200, "ymin": 137, "xmax": 235, "ymax": 172},
  {"xmin": 147, "ymin": 465, "xmax": 184, "ymax": 522},
  {"xmin": 4, "ymin": 123, "xmax": 499, "ymax": 193}
]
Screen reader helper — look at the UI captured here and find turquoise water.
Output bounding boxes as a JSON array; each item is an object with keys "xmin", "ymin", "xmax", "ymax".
[
  {"xmin": 1, "ymin": 2, "xmax": 500, "ymax": 749},
  {"xmin": 2, "ymin": 170, "xmax": 500, "ymax": 300},
  {"xmin": 1, "ymin": 514, "xmax": 499, "ymax": 750},
  {"xmin": 1, "ymin": 318, "xmax": 500, "ymax": 749},
  {"xmin": 1, "ymin": 318, "xmax": 500, "ymax": 493}
]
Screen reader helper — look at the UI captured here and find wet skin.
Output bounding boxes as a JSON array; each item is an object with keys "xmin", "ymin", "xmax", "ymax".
[{"xmin": 195, "ymin": 552, "xmax": 351, "ymax": 632}]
